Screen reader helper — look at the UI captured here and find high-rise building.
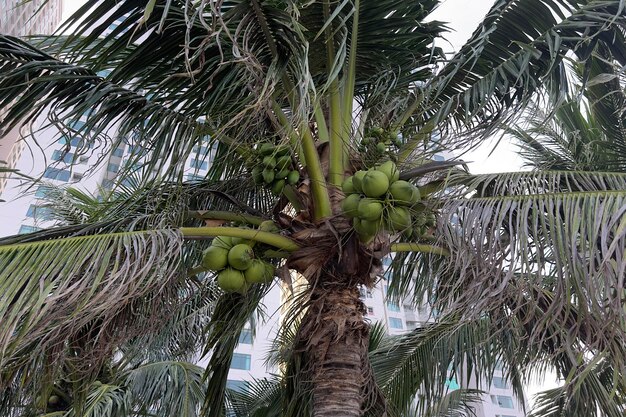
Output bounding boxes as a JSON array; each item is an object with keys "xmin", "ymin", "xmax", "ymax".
[
  {"xmin": 0, "ymin": 0, "xmax": 62, "ymax": 36},
  {"xmin": 0, "ymin": 0, "xmax": 64, "ymax": 194}
]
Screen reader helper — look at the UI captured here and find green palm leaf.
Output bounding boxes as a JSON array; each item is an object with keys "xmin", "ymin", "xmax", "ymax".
[
  {"xmin": 0, "ymin": 229, "xmax": 185, "ymax": 396},
  {"xmin": 125, "ymin": 361, "xmax": 206, "ymax": 417}
]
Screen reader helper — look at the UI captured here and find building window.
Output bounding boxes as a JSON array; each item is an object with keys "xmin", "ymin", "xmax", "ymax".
[
  {"xmin": 112, "ymin": 147, "xmax": 124, "ymax": 157},
  {"xmin": 387, "ymin": 302, "xmax": 400, "ymax": 312},
  {"xmin": 192, "ymin": 145, "xmax": 210, "ymax": 155},
  {"xmin": 186, "ymin": 174, "xmax": 204, "ymax": 181},
  {"xmin": 366, "ymin": 289, "xmax": 373, "ymax": 298},
  {"xmin": 107, "ymin": 163, "xmax": 120, "ymax": 173},
  {"xmin": 367, "ymin": 307, "xmax": 374, "ymax": 315},
  {"xmin": 359, "ymin": 288, "xmax": 366, "ymax": 298},
  {"xmin": 59, "ymin": 136, "xmax": 91, "ymax": 148},
  {"xmin": 26, "ymin": 205, "xmax": 52, "ymax": 220},
  {"xmin": 70, "ymin": 120, "xmax": 86, "ymax": 131},
  {"xmin": 35, "ymin": 185, "xmax": 52, "ymax": 198},
  {"xmin": 493, "ymin": 376, "xmax": 507, "ymax": 389},
  {"xmin": 19, "ymin": 225, "xmax": 41, "ymax": 234},
  {"xmin": 52, "ymin": 150, "xmax": 74, "ymax": 163},
  {"xmin": 389, "ymin": 318, "xmax": 403, "ymax": 329},
  {"xmin": 230, "ymin": 353, "xmax": 251, "ymax": 370},
  {"xmin": 43, "ymin": 167, "xmax": 71, "ymax": 182},
  {"xmin": 495, "ymin": 360, "xmax": 504, "ymax": 370},
  {"xmin": 226, "ymin": 380, "xmax": 248, "ymax": 393},
  {"xmin": 495, "ymin": 395, "xmax": 514, "ymax": 409},
  {"xmin": 445, "ymin": 377, "xmax": 460, "ymax": 390},
  {"xmin": 433, "ymin": 154, "xmax": 445, "ymax": 161},
  {"xmin": 239, "ymin": 329, "xmax": 253, "ymax": 344},
  {"xmin": 190, "ymin": 158, "xmax": 208, "ymax": 170}
]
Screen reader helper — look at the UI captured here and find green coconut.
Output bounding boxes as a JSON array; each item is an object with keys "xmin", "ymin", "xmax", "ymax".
[
  {"xmin": 388, "ymin": 180, "xmax": 420, "ymax": 206},
  {"xmin": 262, "ymin": 156, "xmax": 277, "ymax": 169},
  {"xmin": 352, "ymin": 170, "xmax": 367, "ymax": 193},
  {"xmin": 275, "ymin": 144, "xmax": 291, "ymax": 156},
  {"xmin": 371, "ymin": 126, "xmax": 384, "ymax": 136},
  {"xmin": 201, "ymin": 246, "xmax": 229, "ymax": 270},
  {"xmin": 227, "ymin": 243, "xmax": 255, "ymax": 270},
  {"xmin": 259, "ymin": 220, "xmax": 280, "ymax": 233},
  {"xmin": 212, "ymin": 236, "xmax": 234, "ymax": 250},
  {"xmin": 48, "ymin": 395, "xmax": 60, "ymax": 406},
  {"xmin": 376, "ymin": 160, "xmax": 400, "ymax": 183},
  {"xmin": 259, "ymin": 143, "xmax": 276, "ymax": 155},
  {"xmin": 341, "ymin": 193, "xmax": 362, "ymax": 218},
  {"xmin": 414, "ymin": 213, "xmax": 428, "ymax": 227},
  {"xmin": 359, "ymin": 218, "xmax": 380, "ymax": 235},
  {"xmin": 425, "ymin": 213, "xmax": 437, "ymax": 227},
  {"xmin": 287, "ymin": 170, "xmax": 300, "ymax": 185},
  {"xmin": 376, "ymin": 142, "xmax": 387, "ymax": 153},
  {"xmin": 357, "ymin": 198, "xmax": 384, "ymax": 221},
  {"xmin": 361, "ymin": 170, "xmax": 390, "ymax": 198},
  {"xmin": 271, "ymin": 179, "xmax": 286, "ymax": 195},
  {"xmin": 252, "ymin": 166, "xmax": 264, "ymax": 185},
  {"xmin": 276, "ymin": 155, "xmax": 292, "ymax": 170},
  {"xmin": 217, "ymin": 268, "xmax": 247, "ymax": 293},
  {"xmin": 387, "ymin": 206, "xmax": 412, "ymax": 232},
  {"xmin": 341, "ymin": 176, "xmax": 355, "ymax": 194},
  {"xmin": 245, "ymin": 260, "xmax": 275, "ymax": 284},
  {"xmin": 275, "ymin": 168, "xmax": 290, "ymax": 179},
  {"xmin": 353, "ymin": 218, "xmax": 375, "ymax": 242},
  {"xmin": 262, "ymin": 168, "xmax": 275, "ymax": 184}
]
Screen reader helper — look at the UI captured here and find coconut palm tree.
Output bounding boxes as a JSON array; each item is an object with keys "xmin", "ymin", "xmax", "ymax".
[
  {"xmin": 502, "ymin": 48, "xmax": 626, "ymax": 416},
  {"xmin": 2, "ymin": 0, "xmax": 626, "ymax": 416}
]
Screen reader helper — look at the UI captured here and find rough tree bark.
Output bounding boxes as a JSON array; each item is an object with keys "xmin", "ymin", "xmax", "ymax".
[{"xmin": 307, "ymin": 286, "xmax": 368, "ymax": 417}]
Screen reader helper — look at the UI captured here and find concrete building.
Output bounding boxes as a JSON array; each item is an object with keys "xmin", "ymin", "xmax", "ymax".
[{"xmin": 0, "ymin": 0, "xmax": 64, "ymax": 194}]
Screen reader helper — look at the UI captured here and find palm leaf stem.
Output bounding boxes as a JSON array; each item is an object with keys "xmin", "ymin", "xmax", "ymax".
[
  {"xmin": 314, "ymin": 102, "xmax": 330, "ymax": 143},
  {"xmin": 398, "ymin": 120, "xmax": 436, "ymax": 164},
  {"xmin": 188, "ymin": 211, "xmax": 266, "ymax": 226},
  {"xmin": 390, "ymin": 243, "xmax": 449, "ymax": 256},
  {"xmin": 179, "ymin": 226, "xmax": 299, "ymax": 251},
  {"xmin": 328, "ymin": 78, "xmax": 344, "ymax": 186}
]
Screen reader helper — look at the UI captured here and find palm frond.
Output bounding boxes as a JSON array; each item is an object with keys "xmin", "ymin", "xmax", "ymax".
[
  {"xmin": 417, "ymin": 0, "xmax": 626, "ymax": 148},
  {"xmin": 125, "ymin": 361, "xmax": 207, "ymax": 417},
  {"xmin": 529, "ymin": 358, "xmax": 626, "ymax": 417},
  {"xmin": 413, "ymin": 388, "xmax": 483, "ymax": 417},
  {"xmin": 0, "ymin": 229, "xmax": 185, "ymax": 397},
  {"xmin": 226, "ymin": 376, "xmax": 283, "ymax": 417},
  {"xmin": 436, "ymin": 170, "xmax": 626, "ymax": 399},
  {"xmin": 72, "ymin": 383, "xmax": 131, "ymax": 417},
  {"xmin": 201, "ymin": 283, "xmax": 276, "ymax": 417},
  {"xmin": 369, "ymin": 318, "xmax": 521, "ymax": 417}
]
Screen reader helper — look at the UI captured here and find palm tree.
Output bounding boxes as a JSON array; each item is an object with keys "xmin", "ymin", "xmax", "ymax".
[
  {"xmin": 503, "ymin": 48, "xmax": 626, "ymax": 416},
  {"xmin": 1, "ymin": 0, "xmax": 626, "ymax": 416}
]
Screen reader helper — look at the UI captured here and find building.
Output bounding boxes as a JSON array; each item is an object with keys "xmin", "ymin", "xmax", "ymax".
[
  {"xmin": 0, "ymin": 0, "xmax": 64, "ymax": 194},
  {"xmin": 0, "ymin": 0, "xmax": 62, "ymax": 36}
]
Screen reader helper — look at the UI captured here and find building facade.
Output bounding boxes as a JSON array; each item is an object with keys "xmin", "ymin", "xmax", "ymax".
[
  {"xmin": 0, "ymin": 0, "xmax": 62, "ymax": 36},
  {"xmin": 0, "ymin": 0, "xmax": 64, "ymax": 194}
]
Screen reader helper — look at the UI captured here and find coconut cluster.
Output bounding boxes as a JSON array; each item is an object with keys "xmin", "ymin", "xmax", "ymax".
[
  {"xmin": 202, "ymin": 236, "xmax": 275, "ymax": 293},
  {"xmin": 359, "ymin": 127, "xmax": 402, "ymax": 156},
  {"xmin": 251, "ymin": 143, "xmax": 300, "ymax": 195},
  {"xmin": 341, "ymin": 161, "xmax": 422, "ymax": 242}
]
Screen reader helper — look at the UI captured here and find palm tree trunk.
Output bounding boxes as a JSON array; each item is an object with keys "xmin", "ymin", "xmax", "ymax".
[{"xmin": 302, "ymin": 285, "xmax": 369, "ymax": 417}]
